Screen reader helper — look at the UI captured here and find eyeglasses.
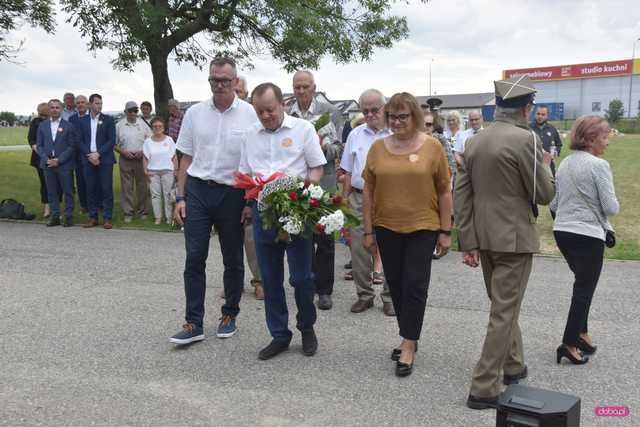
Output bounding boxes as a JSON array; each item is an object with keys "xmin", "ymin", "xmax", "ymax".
[
  {"xmin": 208, "ymin": 77, "xmax": 234, "ymax": 87},
  {"xmin": 362, "ymin": 107, "xmax": 381, "ymax": 116},
  {"xmin": 387, "ymin": 113, "xmax": 411, "ymax": 123},
  {"xmin": 127, "ymin": 109, "xmax": 139, "ymax": 113},
  {"xmin": 424, "ymin": 122, "xmax": 434, "ymax": 127}
]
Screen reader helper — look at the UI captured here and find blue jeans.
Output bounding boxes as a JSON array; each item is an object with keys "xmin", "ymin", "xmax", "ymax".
[
  {"xmin": 83, "ymin": 162, "xmax": 113, "ymax": 220},
  {"xmin": 184, "ymin": 176, "xmax": 245, "ymax": 327},
  {"xmin": 252, "ymin": 206, "xmax": 316, "ymax": 342},
  {"xmin": 43, "ymin": 166, "xmax": 74, "ymax": 218}
]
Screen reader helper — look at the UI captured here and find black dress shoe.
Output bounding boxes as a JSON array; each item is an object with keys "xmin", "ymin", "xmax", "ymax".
[
  {"xmin": 556, "ymin": 344, "xmax": 589, "ymax": 365},
  {"xmin": 391, "ymin": 342, "xmax": 418, "ymax": 361},
  {"xmin": 395, "ymin": 355, "xmax": 414, "ymax": 377},
  {"xmin": 46, "ymin": 217, "xmax": 61, "ymax": 227},
  {"xmin": 350, "ymin": 298, "xmax": 373, "ymax": 313},
  {"xmin": 258, "ymin": 339, "xmax": 290, "ymax": 360},
  {"xmin": 63, "ymin": 217, "xmax": 73, "ymax": 227},
  {"xmin": 317, "ymin": 294, "xmax": 332, "ymax": 310},
  {"xmin": 577, "ymin": 337, "xmax": 597, "ymax": 355},
  {"xmin": 503, "ymin": 365, "xmax": 528, "ymax": 385},
  {"xmin": 466, "ymin": 394, "xmax": 499, "ymax": 410},
  {"xmin": 301, "ymin": 329, "xmax": 318, "ymax": 356}
]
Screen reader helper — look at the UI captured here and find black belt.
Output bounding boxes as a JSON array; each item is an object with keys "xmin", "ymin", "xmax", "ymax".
[
  {"xmin": 192, "ymin": 176, "xmax": 231, "ymax": 188},
  {"xmin": 352, "ymin": 188, "xmax": 363, "ymax": 194}
]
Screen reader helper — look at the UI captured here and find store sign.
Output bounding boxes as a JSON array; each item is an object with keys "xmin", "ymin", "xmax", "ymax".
[{"xmin": 503, "ymin": 59, "xmax": 640, "ymax": 81}]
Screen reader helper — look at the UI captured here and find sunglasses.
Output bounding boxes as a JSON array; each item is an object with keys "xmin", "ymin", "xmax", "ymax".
[
  {"xmin": 424, "ymin": 122, "xmax": 434, "ymax": 127},
  {"xmin": 127, "ymin": 109, "xmax": 139, "ymax": 113}
]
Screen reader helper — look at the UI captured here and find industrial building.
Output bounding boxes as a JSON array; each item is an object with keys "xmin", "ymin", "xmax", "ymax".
[{"xmin": 503, "ymin": 58, "xmax": 640, "ymax": 119}]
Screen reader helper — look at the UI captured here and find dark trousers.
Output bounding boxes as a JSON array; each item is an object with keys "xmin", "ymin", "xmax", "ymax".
[
  {"xmin": 34, "ymin": 166, "xmax": 51, "ymax": 204},
  {"xmin": 84, "ymin": 162, "xmax": 114, "ymax": 220},
  {"xmin": 43, "ymin": 166, "xmax": 74, "ymax": 218},
  {"xmin": 253, "ymin": 206, "xmax": 316, "ymax": 342},
  {"xmin": 75, "ymin": 152, "xmax": 88, "ymax": 209},
  {"xmin": 312, "ymin": 232, "xmax": 335, "ymax": 295},
  {"xmin": 554, "ymin": 231, "xmax": 604, "ymax": 347},
  {"xmin": 183, "ymin": 176, "xmax": 245, "ymax": 327},
  {"xmin": 375, "ymin": 227, "xmax": 438, "ymax": 341}
]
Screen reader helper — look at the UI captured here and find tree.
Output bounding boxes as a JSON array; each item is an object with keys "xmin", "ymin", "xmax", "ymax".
[
  {"xmin": 0, "ymin": 0, "xmax": 55, "ymax": 62},
  {"xmin": 0, "ymin": 111, "xmax": 18, "ymax": 125},
  {"xmin": 61, "ymin": 0, "xmax": 420, "ymax": 116},
  {"xmin": 605, "ymin": 99, "xmax": 625, "ymax": 124}
]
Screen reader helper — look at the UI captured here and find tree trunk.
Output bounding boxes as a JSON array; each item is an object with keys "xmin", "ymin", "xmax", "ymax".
[{"xmin": 148, "ymin": 50, "xmax": 174, "ymax": 120}]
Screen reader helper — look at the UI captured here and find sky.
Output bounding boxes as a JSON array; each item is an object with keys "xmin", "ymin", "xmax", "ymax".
[{"xmin": 1, "ymin": 0, "xmax": 639, "ymax": 115}]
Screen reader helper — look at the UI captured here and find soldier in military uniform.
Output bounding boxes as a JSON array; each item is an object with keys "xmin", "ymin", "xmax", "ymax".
[{"xmin": 454, "ymin": 76, "xmax": 555, "ymax": 409}]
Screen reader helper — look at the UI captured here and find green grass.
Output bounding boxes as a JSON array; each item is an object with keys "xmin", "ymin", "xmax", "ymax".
[
  {"xmin": 0, "ymin": 150, "xmax": 177, "ymax": 232},
  {"xmin": 0, "ymin": 127, "xmax": 28, "ymax": 146},
  {"xmin": 1, "ymin": 133, "xmax": 639, "ymax": 259}
]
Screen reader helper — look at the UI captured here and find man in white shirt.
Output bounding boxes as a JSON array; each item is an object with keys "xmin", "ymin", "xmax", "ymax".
[
  {"xmin": 115, "ymin": 101, "xmax": 151, "ymax": 223},
  {"xmin": 238, "ymin": 83, "xmax": 326, "ymax": 360},
  {"xmin": 340, "ymin": 89, "xmax": 394, "ymax": 316},
  {"xmin": 169, "ymin": 57, "xmax": 258, "ymax": 345},
  {"xmin": 453, "ymin": 110, "xmax": 483, "ymax": 168}
]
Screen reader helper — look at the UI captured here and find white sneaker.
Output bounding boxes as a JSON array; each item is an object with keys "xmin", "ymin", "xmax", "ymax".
[{"xmin": 124, "ymin": 216, "xmax": 133, "ymax": 223}]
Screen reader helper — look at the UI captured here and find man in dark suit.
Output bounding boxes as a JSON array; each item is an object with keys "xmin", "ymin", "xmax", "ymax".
[
  {"xmin": 69, "ymin": 94, "xmax": 90, "ymax": 213},
  {"xmin": 77, "ymin": 93, "xmax": 117, "ymax": 229},
  {"xmin": 36, "ymin": 99, "xmax": 78, "ymax": 227}
]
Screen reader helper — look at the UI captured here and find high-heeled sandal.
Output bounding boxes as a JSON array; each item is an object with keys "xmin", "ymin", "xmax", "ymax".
[
  {"xmin": 577, "ymin": 337, "xmax": 597, "ymax": 355},
  {"xmin": 391, "ymin": 341, "xmax": 418, "ymax": 361},
  {"xmin": 556, "ymin": 345, "xmax": 589, "ymax": 365}
]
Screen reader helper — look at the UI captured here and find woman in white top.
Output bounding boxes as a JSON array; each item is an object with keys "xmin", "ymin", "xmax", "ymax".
[
  {"xmin": 550, "ymin": 115, "xmax": 619, "ymax": 365},
  {"xmin": 143, "ymin": 117, "xmax": 178, "ymax": 225}
]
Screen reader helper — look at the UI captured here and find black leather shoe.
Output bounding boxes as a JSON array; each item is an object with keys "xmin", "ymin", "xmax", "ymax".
[
  {"xmin": 503, "ymin": 365, "xmax": 528, "ymax": 385},
  {"xmin": 350, "ymin": 298, "xmax": 373, "ymax": 313},
  {"xmin": 467, "ymin": 394, "xmax": 499, "ymax": 410},
  {"xmin": 317, "ymin": 294, "xmax": 332, "ymax": 310},
  {"xmin": 577, "ymin": 337, "xmax": 597, "ymax": 355},
  {"xmin": 391, "ymin": 342, "xmax": 418, "ymax": 361},
  {"xmin": 301, "ymin": 329, "xmax": 318, "ymax": 356},
  {"xmin": 46, "ymin": 217, "xmax": 61, "ymax": 227},
  {"xmin": 395, "ymin": 358, "xmax": 414, "ymax": 377},
  {"xmin": 258, "ymin": 339, "xmax": 290, "ymax": 360},
  {"xmin": 63, "ymin": 217, "xmax": 73, "ymax": 227},
  {"xmin": 556, "ymin": 345, "xmax": 589, "ymax": 365}
]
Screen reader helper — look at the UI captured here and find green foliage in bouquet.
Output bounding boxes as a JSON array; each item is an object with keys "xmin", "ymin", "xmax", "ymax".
[
  {"xmin": 313, "ymin": 112, "xmax": 331, "ymax": 131},
  {"xmin": 257, "ymin": 175, "xmax": 359, "ymax": 242}
]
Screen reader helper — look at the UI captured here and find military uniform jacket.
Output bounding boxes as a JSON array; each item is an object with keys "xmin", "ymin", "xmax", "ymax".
[{"xmin": 454, "ymin": 116, "xmax": 555, "ymax": 253}]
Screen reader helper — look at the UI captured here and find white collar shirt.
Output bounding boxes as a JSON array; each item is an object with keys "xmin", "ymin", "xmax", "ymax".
[
  {"xmin": 239, "ymin": 113, "xmax": 327, "ymax": 180},
  {"xmin": 288, "ymin": 98, "xmax": 318, "ymax": 121},
  {"xmin": 50, "ymin": 118, "xmax": 61, "ymax": 142},
  {"xmin": 453, "ymin": 127, "xmax": 483, "ymax": 153},
  {"xmin": 90, "ymin": 113, "xmax": 101, "ymax": 152},
  {"xmin": 340, "ymin": 123, "xmax": 391, "ymax": 190},
  {"xmin": 116, "ymin": 118, "xmax": 151, "ymax": 152},
  {"xmin": 176, "ymin": 96, "xmax": 257, "ymax": 184}
]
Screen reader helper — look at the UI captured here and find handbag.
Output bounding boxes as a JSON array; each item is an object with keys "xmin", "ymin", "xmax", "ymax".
[{"xmin": 567, "ymin": 165, "xmax": 616, "ymax": 248}]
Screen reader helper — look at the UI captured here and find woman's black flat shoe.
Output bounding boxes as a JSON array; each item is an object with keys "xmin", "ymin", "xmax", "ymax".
[
  {"xmin": 556, "ymin": 345, "xmax": 589, "ymax": 365},
  {"xmin": 577, "ymin": 337, "xmax": 597, "ymax": 355},
  {"xmin": 395, "ymin": 360, "xmax": 414, "ymax": 377},
  {"xmin": 390, "ymin": 342, "xmax": 418, "ymax": 361}
]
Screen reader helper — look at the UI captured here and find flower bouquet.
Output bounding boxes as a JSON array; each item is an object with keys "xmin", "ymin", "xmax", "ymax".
[{"xmin": 234, "ymin": 172, "xmax": 359, "ymax": 242}]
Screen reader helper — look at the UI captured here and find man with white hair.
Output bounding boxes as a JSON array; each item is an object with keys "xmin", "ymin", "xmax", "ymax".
[
  {"xmin": 340, "ymin": 89, "xmax": 394, "ymax": 316},
  {"xmin": 234, "ymin": 76, "xmax": 249, "ymax": 101},
  {"xmin": 453, "ymin": 110, "xmax": 484, "ymax": 168},
  {"xmin": 61, "ymin": 92, "xmax": 77, "ymax": 121},
  {"xmin": 288, "ymin": 70, "xmax": 344, "ymax": 310}
]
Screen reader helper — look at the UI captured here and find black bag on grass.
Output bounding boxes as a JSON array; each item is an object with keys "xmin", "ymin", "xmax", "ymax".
[{"xmin": 0, "ymin": 199, "xmax": 36, "ymax": 220}]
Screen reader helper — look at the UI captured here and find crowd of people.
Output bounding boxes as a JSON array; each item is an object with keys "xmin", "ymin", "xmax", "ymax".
[{"xmin": 27, "ymin": 58, "xmax": 619, "ymax": 409}]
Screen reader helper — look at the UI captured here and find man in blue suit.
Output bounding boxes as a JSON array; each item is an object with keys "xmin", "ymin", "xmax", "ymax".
[
  {"xmin": 77, "ymin": 93, "xmax": 117, "ymax": 229},
  {"xmin": 36, "ymin": 99, "xmax": 78, "ymax": 227}
]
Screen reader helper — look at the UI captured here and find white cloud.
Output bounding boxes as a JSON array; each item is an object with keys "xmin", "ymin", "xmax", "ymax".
[{"xmin": 1, "ymin": 0, "xmax": 639, "ymax": 115}]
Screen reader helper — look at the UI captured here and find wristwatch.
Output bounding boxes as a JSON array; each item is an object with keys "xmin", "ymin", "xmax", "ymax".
[{"xmin": 439, "ymin": 229, "xmax": 452, "ymax": 236}]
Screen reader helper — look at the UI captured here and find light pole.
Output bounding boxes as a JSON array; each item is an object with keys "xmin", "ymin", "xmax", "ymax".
[
  {"xmin": 429, "ymin": 58, "xmax": 434, "ymax": 96},
  {"xmin": 628, "ymin": 37, "xmax": 640, "ymax": 118}
]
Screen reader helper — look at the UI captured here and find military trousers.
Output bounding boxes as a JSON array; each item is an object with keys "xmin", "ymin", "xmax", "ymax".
[{"xmin": 470, "ymin": 251, "xmax": 532, "ymax": 398}]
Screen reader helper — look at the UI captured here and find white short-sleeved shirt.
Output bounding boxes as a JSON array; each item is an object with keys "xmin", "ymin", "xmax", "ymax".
[
  {"xmin": 339, "ymin": 123, "xmax": 391, "ymax": 190},
  {"xmin": 453, "ymin": 128, "xmax": 481, "ymax": 153},
  {"xmin": 143, "ymin": 136, "xmax": 176, "ymax": 171},
  {"xmin": 239, "ymin": 113, "xmax": 327, "ymax": 179},
  {"xmin": 176, "ymin": 96, "xmax": 258, "ymax": 185}
]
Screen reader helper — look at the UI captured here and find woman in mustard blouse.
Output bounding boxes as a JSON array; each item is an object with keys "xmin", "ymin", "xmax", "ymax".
[{"xmin": 362, "ymin": 92, "xmax": 453, "ymax": 377}]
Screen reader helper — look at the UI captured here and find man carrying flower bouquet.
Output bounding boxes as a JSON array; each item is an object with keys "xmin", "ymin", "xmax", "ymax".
[{"xmin": 238, "ymin": 83, "xmax": 327, "ymax": 360}]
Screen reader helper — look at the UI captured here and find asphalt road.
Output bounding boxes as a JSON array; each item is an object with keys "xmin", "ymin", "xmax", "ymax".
[{"xmin": 1, "ymin": 222, "xmax": 638, "ymax": 426}]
